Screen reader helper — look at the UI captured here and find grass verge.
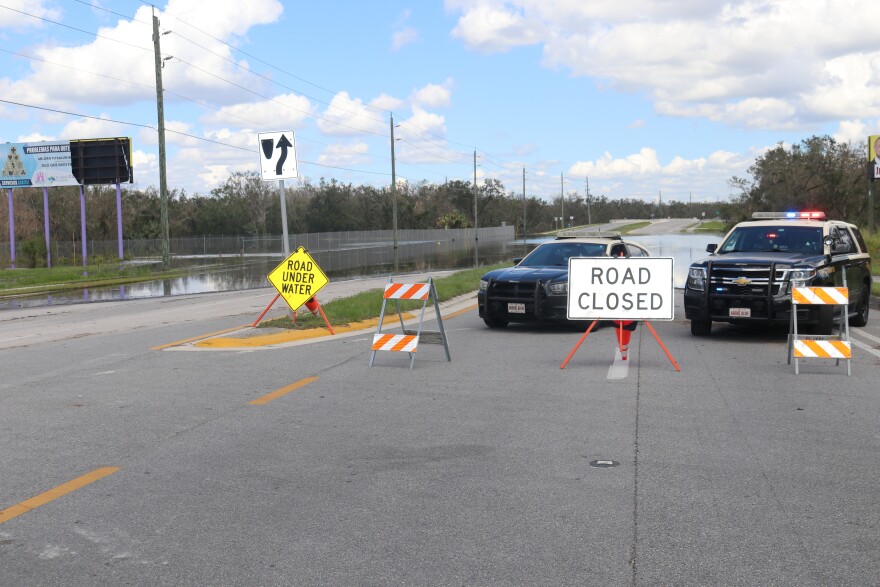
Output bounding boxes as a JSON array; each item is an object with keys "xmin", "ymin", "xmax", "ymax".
[
  {"xmin": 0, "ymin": 264, "xmax": 190, "ymax": 297},
  {"xmin": 260, "ymin": 262, "xmax": 508, "ymax": 330}
]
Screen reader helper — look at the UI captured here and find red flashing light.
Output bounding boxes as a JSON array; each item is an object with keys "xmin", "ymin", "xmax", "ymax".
[{"xmin": 798, "ymin": 211, "xmax": 825, "ymax": 219}]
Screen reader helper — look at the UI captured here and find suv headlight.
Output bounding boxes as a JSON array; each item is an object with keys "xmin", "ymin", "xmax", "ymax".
[
  {"xmin": 479, "ymin": 279, "xmax": 488, "ymax": 291},
  {"xmin": 789, "ymin": 268, "xmax": 816, "ymax": 287},
  {"xmin": 687, "ymin": 266, "xmax": 706, "ymax": 290},
  {"xmin": 547, "ymin": 282, "xmax": 567, "ymax": 295}
]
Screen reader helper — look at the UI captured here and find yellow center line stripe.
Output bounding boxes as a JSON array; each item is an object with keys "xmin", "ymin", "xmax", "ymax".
[
  {"xmin": 150, "ymin": 325, "xmax": 251, "ymax": 350},
  {"xmin": 249, "ymin": 376, "xmax": 319, "ymax": 405},
  {"xmin": 443, "ymin": 304, "xmax": 476, "ymax": 321},
  {"xmin": 0, "ymin": 467, "xmax": 120, "ymax": 525}
]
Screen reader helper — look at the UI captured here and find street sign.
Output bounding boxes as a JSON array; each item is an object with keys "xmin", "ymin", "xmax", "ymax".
[
  {"xmin": 566, "ymin": 257, "xmax": 674, "ymax": 321},
  {"xmin": 258, "ymin": 131, "xmax": 298, "ymax": 181},
  {"xmin": 267, "ymin": 247, "xmax": 328, "ymax": 311}
]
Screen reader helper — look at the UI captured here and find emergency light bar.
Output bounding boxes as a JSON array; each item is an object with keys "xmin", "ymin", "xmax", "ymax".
[
  {"xmin": 556, "ymin": 230, "xmax": 622, "ymax": 239},
  {"xmin": 751, "ymin": 211, "xmax": 826, "ymax": 220}
]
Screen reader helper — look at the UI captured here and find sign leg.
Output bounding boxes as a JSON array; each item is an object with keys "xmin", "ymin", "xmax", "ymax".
[{"xmin": 560, "ymin": 320, "xmax": 598, "ymax": 369}]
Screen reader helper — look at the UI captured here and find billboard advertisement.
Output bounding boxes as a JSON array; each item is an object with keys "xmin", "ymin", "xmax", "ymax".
[{"xmin": 1, "ymin": 140, "xmax": 79, "ymax": 187}]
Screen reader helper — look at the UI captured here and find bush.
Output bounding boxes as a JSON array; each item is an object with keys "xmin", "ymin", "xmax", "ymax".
[{"xmin": 19, "ymin": 238, "xmax": 47, "ymax": 269}]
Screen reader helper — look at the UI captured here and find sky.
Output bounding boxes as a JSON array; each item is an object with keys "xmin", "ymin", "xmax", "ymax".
[{"xmin": 1, "ymin": 0, "xmax": 878, "ymax": 207}]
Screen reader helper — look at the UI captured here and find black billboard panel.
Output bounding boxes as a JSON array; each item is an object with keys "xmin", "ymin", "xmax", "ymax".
[{"xmin": 70, "ymin": 137, "xmax": 133, "ymax": 185}]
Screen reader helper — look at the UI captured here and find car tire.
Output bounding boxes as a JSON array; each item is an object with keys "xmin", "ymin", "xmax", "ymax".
[
  {"xmin": 849, "ymin": 282, "xmax": 870, "ymax": 327},
  {"xmin": 690, "ymin": 319, "xmax": 711, "ymax": 336},
  {"xmin": 812, "ymin": 305, "xmax": 834, "ymax": 335},
  {"xmin": 483, "ymin": 315, "xmax": 508, "ymax": 329}
]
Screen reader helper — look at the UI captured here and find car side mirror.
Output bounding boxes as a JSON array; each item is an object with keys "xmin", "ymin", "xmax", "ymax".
[
  {"xmin": 706, "ymin": 244, "xmax": 717, "ymax": 253},
  {"xmin": 512, "ymin": 258, "xmax": 522, "ymax": 265},
  {"xmin": 823, "ymin": 235, "xmax": 834, "ymax": 248}
]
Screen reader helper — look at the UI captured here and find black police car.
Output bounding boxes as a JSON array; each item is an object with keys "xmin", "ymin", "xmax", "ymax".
[
  {"xmin": 478, "ymin": 231, "xmax": 650, "ymax": 328},
  {"xmin": 684, "ymin": 211, "xmax": 872, "ymax": 336}
]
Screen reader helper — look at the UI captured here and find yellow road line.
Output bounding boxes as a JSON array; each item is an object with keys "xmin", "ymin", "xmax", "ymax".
[
  {"xmin": 443, "ymin": 304, "xmax": 476, "ymax": 321},
  {"xmin": 0, "ymin": 467, "xmax": 120, "ymax": 525},
  {"xmin": 249, "ymin": 376, "xmax": 319, "ymax": 405},
  {"xmin": 150, "ymin": 325, "xmax": 250, "ymax": 350}
]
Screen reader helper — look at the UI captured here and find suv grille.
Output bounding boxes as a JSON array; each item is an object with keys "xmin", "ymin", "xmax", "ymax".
[
  {"xmin": 487, "ymin": 280, "xmax": 541, "ymax": 301},
  {"xmin": 709, "ymin": 264, "xmax": 789, "ymax": 297}
]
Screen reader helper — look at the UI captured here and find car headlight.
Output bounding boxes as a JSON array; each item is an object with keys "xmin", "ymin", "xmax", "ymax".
[
  {"xmin": 547, "ymin": 282, "xmax": 567, "ymax": 295},
  {"xmin": 479, "ymin": 279, "xmax": 488, "ymax": 291},
  {"xmin": 687, "ymin": 266, "xmax": 706, "ymax": 290},
  {"xmin": 789, "ymin": 268, "xmax": 816, "ymax": 286}
]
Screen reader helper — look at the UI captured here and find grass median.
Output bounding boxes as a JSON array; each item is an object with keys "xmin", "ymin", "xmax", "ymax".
[{"xmin": 259, "ymin": 262, "xmax": 508, "ymax": 330}]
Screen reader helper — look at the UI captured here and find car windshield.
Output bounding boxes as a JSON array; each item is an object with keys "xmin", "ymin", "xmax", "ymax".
[
  {"xmin": 718, "ymin": 226, "xmax": 823, "ymax": 254},
  {"xmin": 519, "ymin": 242, "xmax": 608, "ymax": 267}
]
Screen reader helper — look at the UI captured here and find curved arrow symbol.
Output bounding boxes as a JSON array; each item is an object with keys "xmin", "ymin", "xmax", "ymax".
[{"xmin": 275, "ymin": 134, "xmax": 293, "ymax": 175}]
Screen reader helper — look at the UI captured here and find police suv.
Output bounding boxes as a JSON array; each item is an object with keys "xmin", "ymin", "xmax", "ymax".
[{"xmin": 684, "ymin": 211, "xmax": 872, "ymax": 336}]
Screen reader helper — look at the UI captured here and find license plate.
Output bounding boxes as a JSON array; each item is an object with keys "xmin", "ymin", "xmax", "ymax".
[
  {"xmin": 729, "ymin": 307, "xmax": 751, "ymax": 318},
  {"xmin": 508, "ymin": 303, "xmax": 526, "ymax": 314}
]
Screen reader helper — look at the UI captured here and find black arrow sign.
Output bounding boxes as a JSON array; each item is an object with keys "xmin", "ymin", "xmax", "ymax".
[{"xmin": 275, "ymin": 134, "xmax": 293, "ymax": 176}]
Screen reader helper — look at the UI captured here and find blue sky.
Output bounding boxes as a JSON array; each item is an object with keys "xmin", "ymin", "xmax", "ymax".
[{"xmin": 1, "ymin": 0, "xmax": 876, "ymax": 206}]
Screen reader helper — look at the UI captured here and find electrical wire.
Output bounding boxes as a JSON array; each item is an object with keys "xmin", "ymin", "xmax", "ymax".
[{"xmin": 0, "ymin": 99, "xmax": 391, "ymax": 177}]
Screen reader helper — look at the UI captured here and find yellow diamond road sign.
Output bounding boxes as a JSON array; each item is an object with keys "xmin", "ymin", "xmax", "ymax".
[{"xmin": 267, "ymin": 247, "xmax": 329, "ymax": 311}]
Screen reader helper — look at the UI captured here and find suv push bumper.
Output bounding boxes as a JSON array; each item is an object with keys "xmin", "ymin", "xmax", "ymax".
[
  {"xmin": 478, "ymin": 280, "xmax": 568, "ymax": 322},
  {"xmin": 683, "ymin": 287, "xmax": 822, "ymax": 325}
]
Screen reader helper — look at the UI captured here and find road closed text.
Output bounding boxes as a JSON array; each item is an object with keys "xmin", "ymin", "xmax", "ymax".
[{"xmin": 567, "ymin": 258, "xmax": 674, "ymax": 321}]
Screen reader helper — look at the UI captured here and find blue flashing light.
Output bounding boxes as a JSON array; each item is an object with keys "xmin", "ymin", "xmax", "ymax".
[{"xmin": 785, "ymin": 211, "xmax": 797, "ymax": 218}]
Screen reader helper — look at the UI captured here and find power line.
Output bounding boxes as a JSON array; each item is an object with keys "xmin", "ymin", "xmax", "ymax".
[
  {"xmin": 0, "ymin": 4, "xmax": 153, "ymax": 53},
  {"xmin": 0, "ymin": 98, "xmax": 391, "ymax": 177}
]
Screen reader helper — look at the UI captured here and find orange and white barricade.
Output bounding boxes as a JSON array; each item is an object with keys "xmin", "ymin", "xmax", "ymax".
[
  {"xmin": 788, "ymin": 281, "xmax": 852, "ymax": 376},
  {"xmin": 369, "ymin": 277, "xmax": 451, "ymax": 370}
]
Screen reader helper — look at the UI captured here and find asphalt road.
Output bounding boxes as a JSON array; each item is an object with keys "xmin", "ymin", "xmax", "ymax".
[{"xmin": 2, "ymin": 273, "xmax": 880, "ymax": 586}]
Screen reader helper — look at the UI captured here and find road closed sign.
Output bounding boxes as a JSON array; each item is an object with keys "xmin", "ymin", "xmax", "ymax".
[
  {"xmin": 267, "ymin": 247, "xmax": 329, "ymax": 311},
  {"xmin": 567, "ymin": 257, "xmax": 674, "ymax": 321}
]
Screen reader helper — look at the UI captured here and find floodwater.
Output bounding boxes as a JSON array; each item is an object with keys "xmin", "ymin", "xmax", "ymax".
[{"xmin": 0, "ymin": 232, "xmax": 720, "ymax": 310}]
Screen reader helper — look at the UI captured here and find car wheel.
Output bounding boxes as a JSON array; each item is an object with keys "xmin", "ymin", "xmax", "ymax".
[
  {"xmin": 849, "ymin": 282, "xmax": 870, "ymax": 327},
  {"xmin": 690, "ymin": 319, "xmax": 711, "ymax": 336},
  {"xmin": 812, "ymin": 305, "xmax": 834, "ymax": 335},
  {"xmin": 483, "ymin": 315, "xmax": 508, "ymax": 329}
]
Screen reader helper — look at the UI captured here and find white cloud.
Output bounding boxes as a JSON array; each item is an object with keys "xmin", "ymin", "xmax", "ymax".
[
  {"xmin": 370, "ymin": 93, "xmax": 405, "ymax": 112},
  {"xmin": 318, "ymin": 142, "xmax": 371, "ymax": 167},
  {"xmin": 60, "ymin": 116, "xmax": 134, "ymax": 142},
  {"xmin": 201, "ymin": 93, "xmax": 314, "ymax": 129},
  {"xmin": 3, "ymin": 0, "xmax": 285, "ymax": 111},
  {"xmin": 447, "ymin": 0, "xmax": 880, "ymax": 130},
  {"xmin": 0, "ymin": 0, "xmax": 61, "ymax": 29},
  {"xmin": 394, "ymin": 107, "xmax": 459, "ymax": 164},
  {"xmin": 410, "ymin": 79, "xmax": 453, "ymax": 108},
  {"xmin": 392, "ymin": 27, "xmax": 419, "ymax": 51},
  {"xmin": 317, "ymin": 92, "xmax": 386, "ymax": 137}
]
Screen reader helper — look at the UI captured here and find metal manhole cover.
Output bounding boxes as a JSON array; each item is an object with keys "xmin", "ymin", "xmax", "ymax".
[{"xmin": 589, "ymin": 459, "xmax": 619, "ymax": 468}]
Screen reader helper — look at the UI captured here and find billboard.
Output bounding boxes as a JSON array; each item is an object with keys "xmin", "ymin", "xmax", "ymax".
[
  {"xmin": 0, "ymin": 141, "xmax": 79, "ymax": 187},
  {"xmin": 869, "ymin": 135, "xmax": 880, "ymax": 181}
]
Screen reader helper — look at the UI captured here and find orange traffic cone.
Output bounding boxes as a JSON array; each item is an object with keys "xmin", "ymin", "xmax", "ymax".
[
  {"xmin": 614, "ymin": 320, "xmax": 636, "ymax": 360},
  {"xmin": 304, "ymin": 297, "xmax": 320, "ymax": 315}
]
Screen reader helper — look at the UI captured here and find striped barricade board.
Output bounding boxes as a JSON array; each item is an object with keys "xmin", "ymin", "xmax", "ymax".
[
  {"xmin": 369, "ymin": 277, "xmax": 451, "ymax": 370},
  {"xmin": 792, "ymin": 287, "xmax": 848, "ymax": 305},
  {"xmin": 788, "ymin": 285, "xmax": 851, "ymax": 376},
  {"xmin": 792, "ymin": 339, "xmax": 852, "ymax": 359}
]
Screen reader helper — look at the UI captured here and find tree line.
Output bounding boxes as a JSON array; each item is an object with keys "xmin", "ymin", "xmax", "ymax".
[{"xmin": 1, "ymin": 134, "xmax": 875, "ymax": 251}]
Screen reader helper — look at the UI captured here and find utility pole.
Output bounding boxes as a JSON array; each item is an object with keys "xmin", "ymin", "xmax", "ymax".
[
  {"xmin": 560, "ymin": 173, "xmax": 564, "ymax": 229},
  {"xmin": 522, "ymin": 167, "xmax": 526, "ymax": 245},
  {"xmin": 585, "ymin": 176, "xmax": 592, "ymax": 225},
  {"xmin": 658, "ymin": 189, "xmax": 663, "ymax": 218},
  {"xmin": 152, "ymin": 8, "xmax": 170, "ymax": 270},
  {"xmin": 390, "ymin": 114, "xmax": 398, "ymax": 270},
  {"xmin": 473, "ymin": 149, "xmax": 478, "ymax": 266}
]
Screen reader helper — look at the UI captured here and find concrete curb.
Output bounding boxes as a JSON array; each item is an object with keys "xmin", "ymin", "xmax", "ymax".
[{"xmin": 162, "ymin": 292, "xmax": 479, "ymax": 351}]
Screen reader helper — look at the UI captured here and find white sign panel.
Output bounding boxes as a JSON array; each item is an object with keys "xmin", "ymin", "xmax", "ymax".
[
  {"xmin": 258, "ymin": 131, "xmax": 298, "ymax": 181},
  {"xmin": 0, "ymin": 141, "xmax": 79, "ymax": 188},
  {"xmin": 567, "ymin": 257, "xmax": 675, "ymax": 321}
]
